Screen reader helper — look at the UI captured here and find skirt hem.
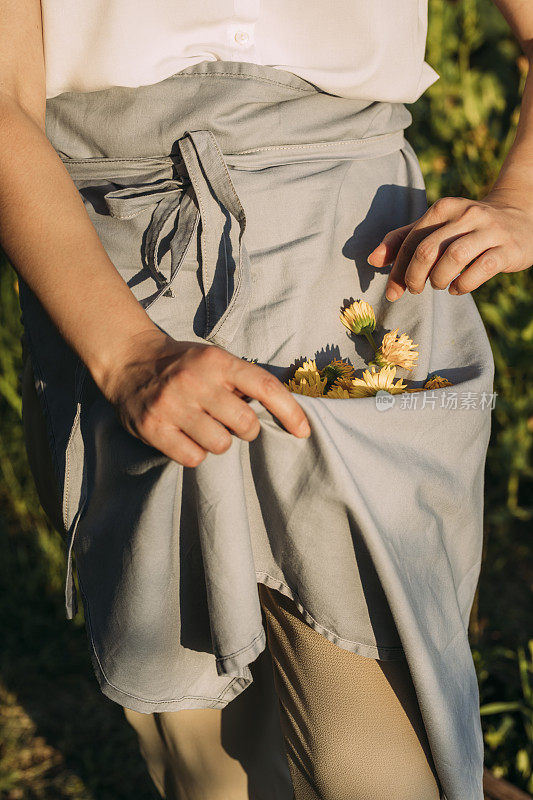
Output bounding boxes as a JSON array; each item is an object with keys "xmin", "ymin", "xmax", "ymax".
[
  {"xmin": 89, "ymin": 647, "xmax": 253, "ymax": 715},
  {"xmin": 82, "ymin": 567, "xmax": 407, "ymax": 717},
  {"xmin": 255, "ymin": 572, "xmax": 407, "ymax": 662}
]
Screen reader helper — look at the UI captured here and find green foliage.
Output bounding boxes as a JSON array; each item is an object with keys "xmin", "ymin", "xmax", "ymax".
[
  {"xmin": 412, "ymin": 0, "xmax": 526, "ymax": 203},
  {"xmin": 474, "ymin": 642, "xmax": 533, "ymax": 791},
  {"xmin": 0, "ymin": 0, "xmax": 531, "ymax": 795}
]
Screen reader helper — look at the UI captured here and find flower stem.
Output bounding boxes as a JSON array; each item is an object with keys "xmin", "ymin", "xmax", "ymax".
[{"xmin": 363, "ymin": 330, "xmax": 378, "ymax": 352}]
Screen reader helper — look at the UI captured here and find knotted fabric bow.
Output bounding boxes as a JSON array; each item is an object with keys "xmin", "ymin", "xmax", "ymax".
[{"xmin": 102, "ymin": 129, "xmax": 252, "ymax": 348}]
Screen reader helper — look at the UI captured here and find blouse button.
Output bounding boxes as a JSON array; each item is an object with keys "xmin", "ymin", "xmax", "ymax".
[{"xmin": 234, "ymin": 30, "xmax": 250, "ymax": 45}]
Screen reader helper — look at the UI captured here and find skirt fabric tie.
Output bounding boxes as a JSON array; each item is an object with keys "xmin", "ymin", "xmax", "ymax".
[{"xmin": 103, "ymin": 129, "xmax": 252, "ymax": 347}]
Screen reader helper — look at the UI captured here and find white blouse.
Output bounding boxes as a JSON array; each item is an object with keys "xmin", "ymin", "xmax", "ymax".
[{"xmin": 41, "ymin": 0, "xmax": 440, "ymax": 103}]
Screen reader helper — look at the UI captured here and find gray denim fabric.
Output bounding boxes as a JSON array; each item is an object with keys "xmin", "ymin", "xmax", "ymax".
[{"xmin": 18, "ymin": 60, "xmax": 494, "ymax": 800}]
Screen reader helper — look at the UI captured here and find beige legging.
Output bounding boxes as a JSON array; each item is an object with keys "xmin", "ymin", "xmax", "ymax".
[{"xmin": 124, "ymin": 584, "xmax": 443, "ymax": 800}]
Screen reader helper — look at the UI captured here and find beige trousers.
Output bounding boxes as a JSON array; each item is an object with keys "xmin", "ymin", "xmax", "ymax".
[{"xmin": 124, "ymin": 584, "xmax": 442, "ymax": 800}]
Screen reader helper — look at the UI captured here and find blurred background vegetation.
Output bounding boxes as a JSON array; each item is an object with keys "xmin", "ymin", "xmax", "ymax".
[{"xmin": 1, "ymin": 0, "xmax": 532, "ymax": 797}]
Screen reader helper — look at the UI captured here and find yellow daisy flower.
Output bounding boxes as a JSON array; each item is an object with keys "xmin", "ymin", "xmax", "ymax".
[
  {"xmin": 326, "ymin": 383, "xmax": 354, "ymax": 399},
  {"xmin": 287, "ymin": 373, "xmax": 327, "ymax": 397},
  {"xmin": 292, "ymin": 358, "xmax": 321, "ymax": 384},
  {"xmin": 320, "ymin": 358, "xmax": 355, "ymax": 390},
  {"xmin": 349, "ymin": 365, "xmax": 408, "ymax": 397},
  {"xmin": 424, "ymin": 375, "xmax": 452, "ymax": 390},
  {"xmin": 339, "ymin": 300, "xmax": 376, "ymax": 336},
  {"xmin": 371, "ymin": 329, "xmax": 419, "ymax": 371},
  {"xmin": 335, "ymin": 376, "xmax": 357, "ymax": 390}
]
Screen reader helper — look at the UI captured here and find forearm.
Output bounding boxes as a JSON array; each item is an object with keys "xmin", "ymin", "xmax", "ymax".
[
  {"xmin": 0, "ymin": 94, "xmax": 162, "ymax": 391},
  {"xmin": 484, "ymin": 52, "xmax": 533, "ymax": 210}
]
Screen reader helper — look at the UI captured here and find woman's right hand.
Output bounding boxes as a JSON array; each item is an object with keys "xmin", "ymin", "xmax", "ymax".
[{"xmin": 98, "ymin": 329, "xmax": 312, "ymax": 467}]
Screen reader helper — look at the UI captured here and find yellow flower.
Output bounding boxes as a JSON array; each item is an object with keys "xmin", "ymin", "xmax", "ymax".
[
  {"xmin": 339, "ymin": 300, "xmax": 376, "ymax": 336},
  {"xmin": 326, "ymin": 383, "xmax": 354, "ymax": 399},
  {"xmin": 286, "ymin": 359, "xmax": 327, "ymax": 395},
  {"xmin": 349, "ymin": 365, "xmax": 407, "ymax": 397},
  {"xmin": 371, "ymin": 329, "xmax": 419, "ymax": 371},
  {"xmin": 292, "ymin": 358, "xmax": 321, "ymax": 384},
  {"xmin": 287, "ymin": 373, "xmax": 327, "ymax": 397},
  {"xmin": 320, "ymin": 358, "xmax": 355, "ymax": 390},
  {"xmin": 337, "ymin": 377, "xmax": 356, "ymax": 390},
  {"xmin": 424, "ymin": 375, "xmax": 452, "ymax": 390},
  {"xmin": 404, "ymin": 374, "xmax": 453, "ymax": 393}
]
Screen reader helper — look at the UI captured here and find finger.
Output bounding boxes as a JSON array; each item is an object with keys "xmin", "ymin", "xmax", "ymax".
[
  {"xmin": 203, "ymin": 387, "xmax": 261, "ymax": 441},
  {"xmin": 137, "ymin": 420, "xmax": 209, "ymax": 468},
  {"xmin": 385, "ymin": 222, "xmax": 444, "ymax": 299},
  {"xmin": 367, "ymin": 221, "xmax": 417, "ymax": 267},
  {"xmin": 231, "ymin": 362, "xmax": 311, "ymax": 438},
  {"xmin": 403, "ymin": 220, "xmax": 498, "ymax": 293},
  {"xmin": 176, "ymin": 405, "xmax": 235, "ymax": 455},
  {"xmin": 385, "ymin": 197, "xmax": 472, "ymax": 300},
  {"xmin": 429, "ymin": 229, "xmax": 500, "ymax": 289},
  {"xmin": 448, "ymin": 245, "xmax": 505, "ymax": 294}
]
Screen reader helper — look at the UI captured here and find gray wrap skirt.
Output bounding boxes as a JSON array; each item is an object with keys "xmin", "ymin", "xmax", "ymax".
[{"xmin": 18, "ymin": 60, "xmax": 495, "ymax": 800}]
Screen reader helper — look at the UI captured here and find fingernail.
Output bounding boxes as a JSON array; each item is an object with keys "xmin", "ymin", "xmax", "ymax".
[
  {"xmin": 367, "ymin": 243, "xmax": 386, "ymax": 264},
  {"xmin": 386, "ymin": 286, "xmax": 400, "ymax": 301},
  {"xmin": 448, "ymin": 285, "xmax": 460, "ymax": 295}
]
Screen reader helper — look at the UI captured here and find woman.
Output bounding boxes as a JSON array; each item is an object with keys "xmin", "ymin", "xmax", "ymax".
[{"xmin": 5, "ymin": 0, "xmax": 533, "ymax": 798}]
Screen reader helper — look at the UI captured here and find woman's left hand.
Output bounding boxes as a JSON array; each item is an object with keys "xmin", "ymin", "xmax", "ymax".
[{"xmin": 367, "ymin": 193, "xmax": 533, "ymax": 301}]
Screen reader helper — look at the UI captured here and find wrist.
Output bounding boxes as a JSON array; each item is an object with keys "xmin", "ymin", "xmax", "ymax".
[
  {"xmin": 87, "ymin": 324, "xmax": 170, "ymax": 401},
  {"xmin": 483, "ymin": 171, "xmax": 533, "ymax": 218}
]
